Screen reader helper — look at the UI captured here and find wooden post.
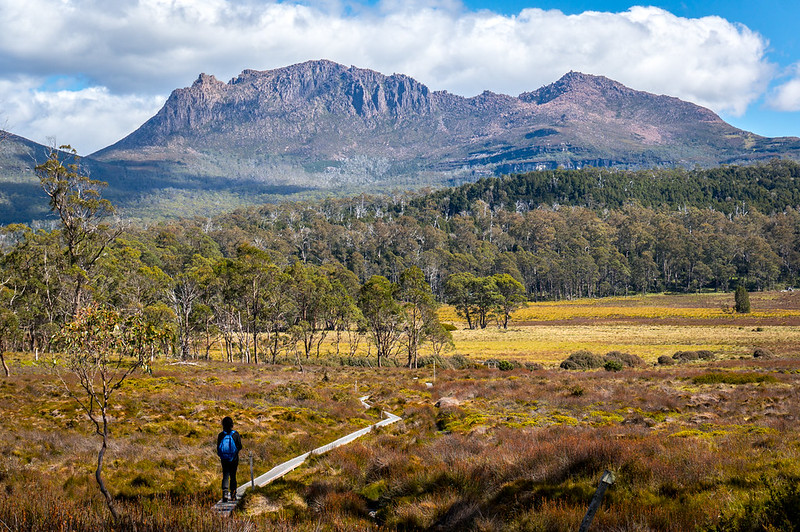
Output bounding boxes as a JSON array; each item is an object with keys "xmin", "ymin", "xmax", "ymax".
[
  {"xmin": 579, "ymin": 470, "xmax": 615, "ymax": 532},
  {"xmin": 250, "ymin": 453, "xmax": 254, "ymax": 489}
]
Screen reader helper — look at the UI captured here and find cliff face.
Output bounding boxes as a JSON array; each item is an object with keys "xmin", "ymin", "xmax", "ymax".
[
  {"xmin": 112, "ymin": 61, "xmax": 439, "ymax": 151},
  {"xmin": 92, "ymin": 60, "xmax": 800, "ymax": 184}
]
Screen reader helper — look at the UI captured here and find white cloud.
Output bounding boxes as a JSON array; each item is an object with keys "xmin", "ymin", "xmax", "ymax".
[
  {"xmin": 0, "ymin": 77, "xmax": 164, "ymax": 154},
  {"xmin": 767, "ymin": 64, "xmax": 800, "ymax": 112},
  {"xmin": 0, "ymin": 1, "xmax": 776, "ymax": 151}
]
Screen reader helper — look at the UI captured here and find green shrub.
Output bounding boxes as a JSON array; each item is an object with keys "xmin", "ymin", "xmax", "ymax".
[
  {"xmin": 560, "ymin": 350, "xmax": 604, "ymax": 370},
  {"xmin": 712, "ymin": 476, "xmax": 800, "ymax": 531},
  {"xmin": 604, "ymin": 351, "xmax": 644, "ymax": 367},
  {"xmin": 604, "ymin": 360, "xmax": 624, "ymax": 372},
  {"xmin": 441, "ymin": 323, "xmax": 458, "ymax": 332},
  {"xmin": 734, "ymin": 285, "xmax": 751, "ymax": 313},
  {"xmin": 569, "ymin": 385, "xmax": 585, "ymax": 396},
  {"xmin": 497, "ymin": 360, "xmax": 516, "ymax": 371}
]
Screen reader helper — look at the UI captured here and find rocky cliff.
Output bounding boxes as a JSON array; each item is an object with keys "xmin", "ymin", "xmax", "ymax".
[{"xmin": 93, "ymin": 60, "xmax": 800, "ymax": 186}]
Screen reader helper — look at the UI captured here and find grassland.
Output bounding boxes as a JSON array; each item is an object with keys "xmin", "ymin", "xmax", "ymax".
[
  {"xmin": 445, "ymin": 291, "xmax": 800, "ymax": 364},
  {"xmin": 1, "ymin": 292, "xmax": 799, "ymax": 530}
]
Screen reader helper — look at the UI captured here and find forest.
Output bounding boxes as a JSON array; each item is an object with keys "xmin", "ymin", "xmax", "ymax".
[{"xmin": 2, "ymin": 153, "xmax": 800, "ymax": 366}]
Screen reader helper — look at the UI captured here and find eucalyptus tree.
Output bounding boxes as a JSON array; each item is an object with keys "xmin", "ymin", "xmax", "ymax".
[
  {"xmin": 57, "ymin": 306, "xmax": 166, "ymax": 520},
  {"xmin": 359, "ymin": 275, "xmax": 402, "ymax": 367},
  {"xmin": 0, "ymin": 226, "xmax": 65, "ymax": 352},
  {"xmin": 35, "ymin": 146, "xmax": 120, "ymax": 317},
  {"xmin": 320, "ymin": 264, "xmax": 362, "ymax": 358},
  {"xmin": 398, "ymin": 266, "xmax": 437, "ymax": 368},
  {"xmin": 492, "ymin": 273, "xmax": 526, "ymax": 329},
  {"xmin": 215, "ymin": 244, "xmax": 279, "ymax": 364},
  {"xmin": 444, "ymin": 272, "xmax": 478, "ymax": 329},
  {"xmin": 286, "ymin": 261, "xmax": 333, "ymax": 359}
]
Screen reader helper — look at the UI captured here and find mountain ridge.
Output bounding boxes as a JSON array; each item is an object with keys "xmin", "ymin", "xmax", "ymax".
[
  {"xmin": 94, "ymin": 59, "xmax": 800, "ymax": 177},
  {"xmin": 3, "ymin": 59, "xmax": 800, "ymax": 223}
]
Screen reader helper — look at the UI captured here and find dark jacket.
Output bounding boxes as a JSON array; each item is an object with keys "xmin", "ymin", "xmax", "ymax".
[{"xmin": 216, "ymin": 430, "xmax": 243, "ymax": 461}]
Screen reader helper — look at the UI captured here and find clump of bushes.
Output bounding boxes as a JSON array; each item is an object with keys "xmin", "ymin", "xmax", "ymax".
[
  {"xmin": 657, "ymin": 355, "xmax": 676, "ymax": 366},
  {"xmin": 560, "ymin": 350, "xmax": 604, "ymax": 370},
  {"xmin": 485, "ymin": 359, "xmax": 519, "ymax": 371},
  {"xmin": 417, "ymin": 354, "xmax": 478, "ymax": 370},
  {"xmin": 560, "ymin": 350, "xmax": 644, "ymax": 371},
  {"xmin": 604, "ymin": 351, "xmax": 645, "ymax": 368},
  {"xmin": 753, "ymin": 348, "xmax": 774, "ymax": 359},
  {"xmin": 672, "ymin": 350, "xmax": 715, "ymax": 363}
]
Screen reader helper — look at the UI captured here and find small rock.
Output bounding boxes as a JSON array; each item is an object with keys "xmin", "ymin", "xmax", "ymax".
[{"xmin": 435, "ymin": 397, "xmax": 461, "ymax": 408}]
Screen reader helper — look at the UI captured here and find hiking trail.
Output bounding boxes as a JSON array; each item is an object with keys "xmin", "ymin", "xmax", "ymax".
[{"xmin": 213, "ymin": 395, "xmax": 401, "ymax": 515}]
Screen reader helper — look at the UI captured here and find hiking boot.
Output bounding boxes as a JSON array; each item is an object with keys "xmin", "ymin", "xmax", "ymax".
[
  {"xmin": 230, "ymin": 494, "xmax": 237, "ymax": 502},
  {"xmin": 222, "ymin": 496, "xmax": 228, "ymax": 503}
]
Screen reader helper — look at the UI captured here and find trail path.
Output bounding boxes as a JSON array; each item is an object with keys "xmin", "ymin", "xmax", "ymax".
[{"xmin": 213, "ymin": 395, "xmax": 401, "ymax": 515}]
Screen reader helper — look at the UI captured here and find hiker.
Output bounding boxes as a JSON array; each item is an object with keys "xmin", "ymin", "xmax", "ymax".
[{"xmin": 216, "ymin": 416, "xmax": 242, "ymax": 502}]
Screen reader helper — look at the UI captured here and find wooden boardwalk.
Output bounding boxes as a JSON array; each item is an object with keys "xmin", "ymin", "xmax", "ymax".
[{"xmin": 213, "ymin": 396, "xmax": 401, "ymax": 516}]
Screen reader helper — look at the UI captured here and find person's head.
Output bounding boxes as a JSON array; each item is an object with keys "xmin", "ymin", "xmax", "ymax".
[{"xmin": 222, "ymin": 416, "xmax": 233, "ymax": 431}]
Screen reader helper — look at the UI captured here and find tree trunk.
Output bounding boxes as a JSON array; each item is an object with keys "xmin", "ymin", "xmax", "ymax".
[
  {"xmin": 0, "ymin": 352, "xmax": 9, "ymax": 377},
  {"xmin": 97, "ymin": 420, "xmax": 119, "ymax": 520}
]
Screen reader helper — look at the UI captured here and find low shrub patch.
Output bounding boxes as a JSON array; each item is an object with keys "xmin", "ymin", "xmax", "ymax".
[
  {"xmin": 693, "ymin": 372, "xmax": 779, "ymax": 385},
  {"xmin": 560, "ymin": 350, "xmax": 604, "ymax": 370},
  {"xmin": 673, "ymin": 350, "xmax": 715, "ymax": 363},
  {"xmin": 753, "ymin": 348, "xmax": 774, "ymax": 359},
  {"xmin": 604, "ymin": 351, "xmax": 644, "ymax": 367}
]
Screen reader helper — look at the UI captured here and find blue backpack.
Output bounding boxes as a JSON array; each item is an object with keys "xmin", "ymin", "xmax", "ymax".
[{"xmin": 218, "ymin": 430, "xmax": 237, "ymax": 460}]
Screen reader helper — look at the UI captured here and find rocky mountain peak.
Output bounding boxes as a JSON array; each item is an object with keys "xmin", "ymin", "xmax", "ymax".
[
  {"xmin": 192, "ymin": 73, "xmax": 224, "ymax": 89},
  {"xmin": 519, "ymin": 71, "xmax": 629, "ymax": 105}
]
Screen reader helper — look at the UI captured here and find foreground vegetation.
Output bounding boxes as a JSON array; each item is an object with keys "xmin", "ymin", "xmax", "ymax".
[{"xmin": 2, "ymin": 293, "xmax": 800, "ymax": 530}]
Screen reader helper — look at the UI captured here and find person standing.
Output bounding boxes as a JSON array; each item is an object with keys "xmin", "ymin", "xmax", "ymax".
[{"xmin": 216, "ymin": 416, "xmax": 243, "ymax": 502}]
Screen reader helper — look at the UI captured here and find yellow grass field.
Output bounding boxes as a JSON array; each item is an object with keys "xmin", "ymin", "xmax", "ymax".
[{"xmin": 441, "ymin": 291, "xmax": 800, "ymax": 364}]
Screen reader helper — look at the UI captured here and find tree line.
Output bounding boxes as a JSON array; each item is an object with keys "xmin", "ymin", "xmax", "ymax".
[{"xmin": 2, "ymin": 151, "xmax": 800, "ymax": 367}]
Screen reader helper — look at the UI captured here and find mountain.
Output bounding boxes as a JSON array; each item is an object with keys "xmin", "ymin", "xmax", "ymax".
[
  {"xmin": 93, "ymin": 60, "xmax": 800, "ymax": 182},
  {"xmin": 4, "ymin": 60, "xmax": 800, "ymax": 222},
  {"xmin": 0, "ymin": 132, "xmax": 57, "ymax": 223}
]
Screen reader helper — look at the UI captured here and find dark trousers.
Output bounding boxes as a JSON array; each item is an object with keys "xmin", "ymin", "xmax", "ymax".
[{"xmin": 221, "ymin": 458, "xmax": 238, "ymax": 496}]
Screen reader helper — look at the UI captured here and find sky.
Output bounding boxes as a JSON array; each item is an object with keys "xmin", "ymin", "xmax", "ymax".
[{"xmin": 0, "ymin": 0, "xmax": 798, "ymax": 155}]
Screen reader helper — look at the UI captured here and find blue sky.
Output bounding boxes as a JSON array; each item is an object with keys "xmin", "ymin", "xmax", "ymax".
[{"xmin": 0, "ymin": 0, "xmax": 797, "ymax": 154}]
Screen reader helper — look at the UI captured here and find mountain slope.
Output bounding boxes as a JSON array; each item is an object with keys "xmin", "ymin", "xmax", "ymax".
[
  {"xmin": 93, "ymin": 60, "xmax": 800, "ymax": 187},
  {"xmin": 0, "ymin": 132, "xmax": 56, "ymax": 223}
]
